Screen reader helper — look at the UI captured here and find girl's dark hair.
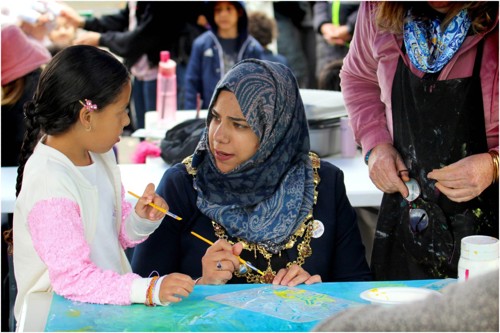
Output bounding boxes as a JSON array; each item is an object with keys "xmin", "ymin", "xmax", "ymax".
[
  {"xmin": 375, "ymin": 2, "xmax": 498, "ymax": 34},
  {"xmin": 16, "ymin": 45, "xmax": 130, "ymax": 197}
]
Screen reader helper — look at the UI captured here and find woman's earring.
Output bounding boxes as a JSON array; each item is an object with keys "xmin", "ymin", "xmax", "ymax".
[{"xmin": 86, "ymin": 125, "xmax": 92, "ymax": 132}]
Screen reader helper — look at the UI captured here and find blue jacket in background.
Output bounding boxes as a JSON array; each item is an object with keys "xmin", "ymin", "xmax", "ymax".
[{"xmin": 184, "ymin": 1, "xmax": 264, "ymax": 110}]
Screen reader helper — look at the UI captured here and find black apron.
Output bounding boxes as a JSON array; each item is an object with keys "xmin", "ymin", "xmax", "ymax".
[{"xmin": 371, "ymin": 40, "xmax": 499, "ymax": 280}]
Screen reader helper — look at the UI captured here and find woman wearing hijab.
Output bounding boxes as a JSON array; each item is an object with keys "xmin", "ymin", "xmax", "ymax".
[{"xmin": 132, "ymin": 59, "xmax": 371, "ymax": 285}]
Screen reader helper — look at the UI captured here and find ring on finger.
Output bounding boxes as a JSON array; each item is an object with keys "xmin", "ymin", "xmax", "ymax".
[{"xmin": 216, "ymin": 261, "xmax": 222, "ymax": 271}]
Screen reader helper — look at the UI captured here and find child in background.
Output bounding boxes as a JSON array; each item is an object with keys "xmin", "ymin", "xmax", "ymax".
[
  {"xmin": 184, "ymin": 1, "xmax": 263, "ymax": 110},
  {"xmin": 47, "ymin": 14, "xmax": 77, "ymax": 55},
  {"xmin": 12, "ymin": 45, "xmax": 194, "ymax": 327},
  {"xmin": 248, "ymin": 11, "xmax": 288, "ymax": 66}
]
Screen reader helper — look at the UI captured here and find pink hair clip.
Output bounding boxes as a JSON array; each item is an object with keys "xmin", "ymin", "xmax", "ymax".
[{"xmin": 79, "ymin": 99, "xmax": 98, "ymax": 112}]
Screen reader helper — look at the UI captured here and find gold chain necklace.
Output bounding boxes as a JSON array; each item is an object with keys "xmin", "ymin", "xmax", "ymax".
[
  {"xmin": 212, "ymin": 214, "xmax": 314, "ymax": 283},
  {"xmin": 183, "ymin": 152, "xmax": 321, "ymax": 284}
]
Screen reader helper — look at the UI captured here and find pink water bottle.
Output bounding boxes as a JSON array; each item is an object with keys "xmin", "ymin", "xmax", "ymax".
[{"xmin": 156, "ymin": 51, "xmax": 177, "ymax": 125}]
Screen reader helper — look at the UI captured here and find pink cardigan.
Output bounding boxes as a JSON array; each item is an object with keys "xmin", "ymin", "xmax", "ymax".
[{"xmin": 341, "ymin": 2, "xmax": 499, "ymax": 157}]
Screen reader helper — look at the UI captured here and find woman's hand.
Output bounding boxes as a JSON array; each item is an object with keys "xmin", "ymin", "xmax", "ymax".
[
  {"xmin": 273, "ymin": 264, "xmax": 322, "ymax": 286},
  {"xmin": 427, "ymin": 153, "xmax": 494, "ymax": 202},
  {"xmin": 320, "ymin": 23, "xmax": 351, "ymax": 45},
  {"xmin": 198, "ymin": 240, "xmax": 242, "ymax": 285},
  {"xmin": 368, "ymin": 143, "xmax": 410, "ymax": 198},
  {"xmin": 158, "ymin": 273, "xmax": 195, "ymax": 304},
  {"xmin": 134, "ymin": 183, "xmax": 168, "ymax": 221}
]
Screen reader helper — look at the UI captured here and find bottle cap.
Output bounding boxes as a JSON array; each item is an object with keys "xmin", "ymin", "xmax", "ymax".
[{"xmin": 160, "ymin": 51, "xmax": 170, "ymax": 62}]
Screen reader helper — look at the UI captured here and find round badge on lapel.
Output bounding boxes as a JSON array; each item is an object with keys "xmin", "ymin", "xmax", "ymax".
[{"xmin": 312, "ymin": 220, "xmax": 325, "ymax": 238}]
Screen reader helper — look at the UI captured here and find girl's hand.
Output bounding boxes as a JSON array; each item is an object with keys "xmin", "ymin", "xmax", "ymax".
[
  {"xmin": 368, "ymin": 143, "xmax": 410, "ymax": 198},
  {"xmin": 427, "ymin": 153, "xmax": 494, "ymax": 202},
  {"xmin": 273, "ymin": 264, "xmax": 322, "ymax": 286},
  {"xmin": 158, "ymin": 273, "xmax": 195, "ymax": 304},
  {"xmin": 134, "ymin": 183, "xmax": 168, "ymax": 221},
  {"xmin": 198, "ymin": 240, "xmax": 242, "ymax": 285}
]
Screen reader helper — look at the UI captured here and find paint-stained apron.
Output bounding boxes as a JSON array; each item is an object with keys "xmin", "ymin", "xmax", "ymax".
[{"xmin": 371, "ymin": 40, "xmax": 499, "ymax": 280}]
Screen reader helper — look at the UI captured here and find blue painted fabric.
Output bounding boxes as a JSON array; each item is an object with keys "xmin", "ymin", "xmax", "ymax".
[{"xmin": 191, "ymin": 59, "xmax": 314, "ymax": 253}]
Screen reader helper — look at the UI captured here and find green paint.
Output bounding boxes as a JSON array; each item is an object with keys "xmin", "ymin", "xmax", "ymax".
[{"xmin": 473, "ymin": 208, "xmax": 483, "ymax": 218}]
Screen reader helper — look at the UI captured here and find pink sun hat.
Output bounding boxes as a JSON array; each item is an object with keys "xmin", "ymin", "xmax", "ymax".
[{"xmin": 1, "ymin": 24, "xmax": 52, "ymax": 85}]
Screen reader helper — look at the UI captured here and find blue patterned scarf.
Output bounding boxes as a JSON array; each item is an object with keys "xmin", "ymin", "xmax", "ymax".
[
  {"xmin": 191, "ymin": 59, "xmax": 314, "ymax": 253},
  {"xmin": 404, "ymin": 8, "xmax": 471, "ymax": 73}
]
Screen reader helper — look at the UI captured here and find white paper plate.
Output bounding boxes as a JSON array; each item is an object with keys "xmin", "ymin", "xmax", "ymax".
[{"xmin": 360, "ymin": 287, "xmax": 441, "ymax": 305}]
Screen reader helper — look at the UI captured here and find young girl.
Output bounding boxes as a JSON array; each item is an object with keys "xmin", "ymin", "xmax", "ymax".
[{"xmin": 12, "ymin": 45, "xmax": 194, "ymax": 324}]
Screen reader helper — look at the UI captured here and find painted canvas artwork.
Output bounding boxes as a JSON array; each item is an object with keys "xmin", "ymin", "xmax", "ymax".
[{"xmin": 206, "ymin": 285, "xmax": 359, "ymax": 322}]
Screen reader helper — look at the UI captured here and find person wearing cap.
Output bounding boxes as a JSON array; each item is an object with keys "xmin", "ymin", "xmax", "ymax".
[{"xmin": 1, "ymin": 24, "xmax": 52, "ymax": 167}]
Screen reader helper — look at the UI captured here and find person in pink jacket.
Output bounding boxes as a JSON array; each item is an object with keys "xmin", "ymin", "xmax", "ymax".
[{"xmin": 341, "ymin": 2, "xmax": 499, "ymax": 280}]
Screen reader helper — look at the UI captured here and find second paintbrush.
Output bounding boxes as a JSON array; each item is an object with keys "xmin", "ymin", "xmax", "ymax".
[{"xmin": 190, "ymin": 231, "xmax": 264, "ymax": 276}]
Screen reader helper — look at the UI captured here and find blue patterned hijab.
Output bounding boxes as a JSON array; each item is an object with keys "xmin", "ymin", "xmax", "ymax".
[{"xmin": 191, "ymin": 59, "xmax": 314, "ymax": 253}]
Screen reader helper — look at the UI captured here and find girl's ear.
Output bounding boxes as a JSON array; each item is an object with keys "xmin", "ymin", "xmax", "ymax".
[{"xmin": 78, "ymin": 106, "xmax": 92, "ymax": 130}]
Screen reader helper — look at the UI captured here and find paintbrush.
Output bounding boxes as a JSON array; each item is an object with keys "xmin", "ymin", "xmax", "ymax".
[
  {"xmin": 190, "ymin": 231, "xmax": 264, "ymax": 276},
  {"xmin": 127, "ymin": 191, "xmax": 182, "ymax": 220}
]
